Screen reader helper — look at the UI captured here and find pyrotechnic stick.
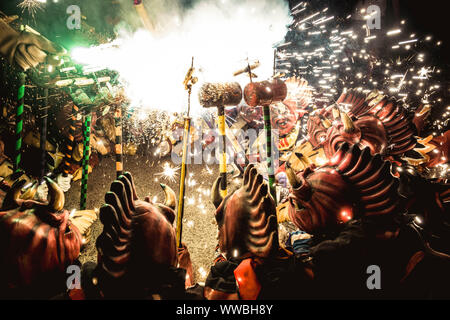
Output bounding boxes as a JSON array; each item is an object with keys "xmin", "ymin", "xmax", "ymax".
[
  {"xmin": 176, "ymin": 57, "xmax": 197, "ymax": 248},
  {"xmin": 39, "ymin": 87, "xmax": 49, "ymax": 182},
  {"xmin": 133, "ymin": 0, "xmax": 155, "ymax": 33},
  {"xmin": 199, "ymin": 82, "xmax": 243, "ymax": 197},
  {"xmin": 79, "ymin": 113, "xmax": 92, "ymax": 210},
  {"xmin": 244, "ymin": 79, "xmax": 287, "ymax": 204},
  {"xmin": 176, "ymin": 57, "xmax": 198, "ymax": 248},
  {"xmin": 14, "ymin": 73, "xmax": 26, "ymax": 173},
  {"xmin": 176, "ymin": 115, "xmax": 190, "ymax": 248},
  {"xmin": 61, "ymin": 104, "xmax": 80, "ymax": 177},
  {"xmin": 217, "ymin": 106, "xmax": 227, "ymax": 197},
  {"xmin": 114, "ymin": 105, "xmax": 123, "ymax": 178}
]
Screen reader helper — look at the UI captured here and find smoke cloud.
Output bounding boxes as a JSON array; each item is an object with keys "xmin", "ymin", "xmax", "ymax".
[{"xmin": 71, "ymin": 0, "xmax": 291, "ymax": 115}]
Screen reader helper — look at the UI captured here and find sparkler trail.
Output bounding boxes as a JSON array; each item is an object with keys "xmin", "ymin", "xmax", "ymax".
[{"xmin": 275, "ymin": 1, "xmax": 448, "ymax": 160}]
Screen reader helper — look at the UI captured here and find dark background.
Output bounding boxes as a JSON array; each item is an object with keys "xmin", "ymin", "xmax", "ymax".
[{"xmin": 288, "ymin": 0, "xmax": 449, "ymax": 59}]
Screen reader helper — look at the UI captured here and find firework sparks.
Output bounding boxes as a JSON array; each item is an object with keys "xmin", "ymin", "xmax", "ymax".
[
  {"xmin": 18, "ymin": 0, "xmax": 45, "ymax": 19},
  {"xmin": 69, "ymin": 0, "xmax": 291, "ymax": 115},
  {"xmin": 155, "ymin": 162, "xmax": 180, "ymax": 183}
]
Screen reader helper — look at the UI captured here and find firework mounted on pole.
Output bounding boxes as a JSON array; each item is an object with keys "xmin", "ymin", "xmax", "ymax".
[{"xmin": 176, "ymin": 57, "xmax": 198, "ymax": 248}]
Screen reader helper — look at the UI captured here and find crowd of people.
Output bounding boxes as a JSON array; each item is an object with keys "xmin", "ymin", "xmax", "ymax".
[{"xmin": 0, "ymin": 7, "xmax": 449, "ymax": 300}]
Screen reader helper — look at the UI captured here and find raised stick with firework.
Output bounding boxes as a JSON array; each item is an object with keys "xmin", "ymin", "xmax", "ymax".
[
  {"xmin": 244, "ymin": 79, "xmax": 287, "ymax": 204},
  {"xmin": 176, "ymin": 57, "xmax": 198, "ymax": 248},
  {"xmin": 199, "ymin": 82, "xmax": 242, "ymax": 197}
]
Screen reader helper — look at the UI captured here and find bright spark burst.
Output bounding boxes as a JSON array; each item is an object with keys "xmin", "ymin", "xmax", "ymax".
[
  {"xmin": 418, "ymin": 67, "xmax": 433, "ymax": 79},
  {"xmin": 155, "ymin": 162, "xmax": 180, "ymax": 183},
  {"xmin": 67, "ymin": 0, "xmax": 447, "ymax": 181},
  {"xmin": 18, "ymin": 0, "xmax": 45, "ymax": 19},
  {"xmin": 69, "ymin": 0, "xmax": 291, "ymax": 115}
]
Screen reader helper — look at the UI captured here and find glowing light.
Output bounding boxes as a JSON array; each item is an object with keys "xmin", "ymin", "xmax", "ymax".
[
  {"xmin": 399, "ymin": 39, "xmax": 418, "ymax": 45},
  {"xmin": 340, "ymin": 209, "xmax": 353, "ymax": 222},
  {"xmin": 23, "ymin": 182, "xmax": 33, "ymax": 189},
  {"xmin": 70, "ymin": 1, "xmax": 291, "ymax": 115},
  {"xmin": 155, "ymin": 162, "xmax": 180, "ymax": 183},
  {"xmin": 387, "ymin": 29, "xmax": 401, "ymax": 36},
  {"xmin": 198, "ymin": 267, "xmax": 207, "ymax": 279}
]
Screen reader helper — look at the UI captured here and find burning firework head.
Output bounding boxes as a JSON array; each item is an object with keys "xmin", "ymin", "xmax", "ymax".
[
  {"xmin": 199, "ymin": 82, "xmax": 243, "ymax": 108},
  {"xmin": 244, "ymin": 79, "xmax": 288, "ymax": 107}
]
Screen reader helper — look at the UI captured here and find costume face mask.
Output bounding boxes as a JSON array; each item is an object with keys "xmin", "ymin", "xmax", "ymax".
[
  {"xmin": 307, "ymin": 115, "xmax": 330, "ymax": 148},
  {"xmin": 323, "ymin": 113, "xmax": 388, "ymax": 158},
  {"xmin": 337, "ymin": 90, "xmax": 416, "ymax": 156},
  {"xmin": 211, "ymin": 164, "xmax": 278, "ymax": 259},
  {"xmin": 0, "ymin": 178, "xmax": 82, "ymax": 291},
  {"xmin": 287, "ymin": 143, "xmax": 400, "ymax": 234},
  {"xmin": 94, "ymin": 173, "xmax": 178, "ymax": 297},
  {"xmin": 270, "ymin": 102, "xmax": 297, "ymax": 137},
  {"xmin": 303, "ymin": 89, "xmax": 417, "ymax": 170}
]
